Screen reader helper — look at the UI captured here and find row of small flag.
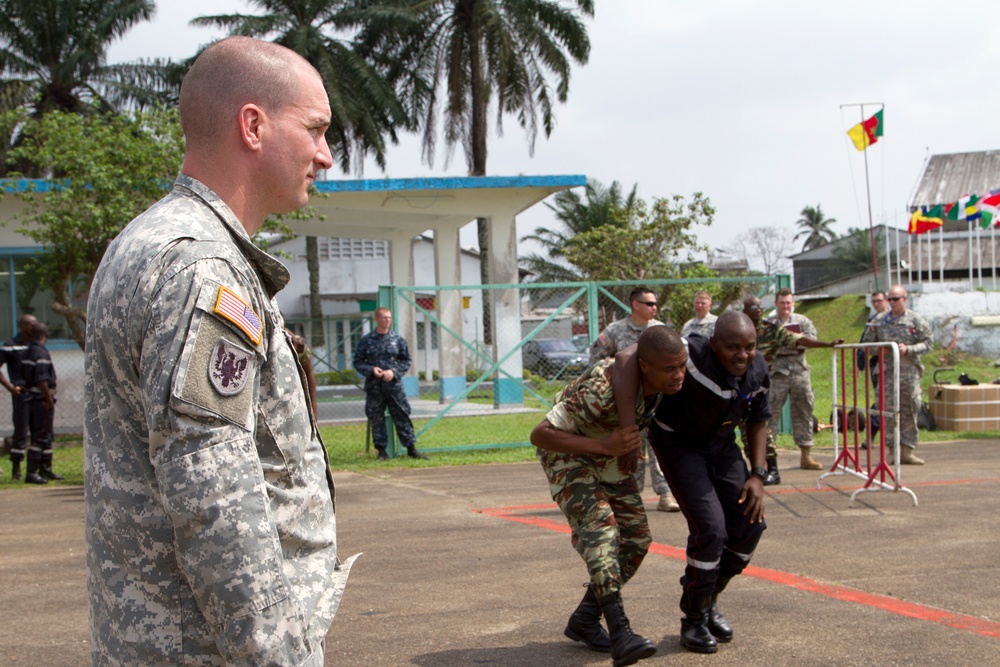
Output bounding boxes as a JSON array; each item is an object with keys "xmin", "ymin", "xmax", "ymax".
[{"xmin": 908, "ymin": 192, "xmax": 1000, "ymax": 234}]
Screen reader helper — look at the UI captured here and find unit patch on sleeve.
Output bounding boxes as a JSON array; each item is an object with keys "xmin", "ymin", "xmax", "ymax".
[
  {"xmin": 209, "ymin": 338, "xmax": 253, "ymax": 396},
  {"xmin": 213, "ymin": 285, "xmax": 262, "ymax": 345}
]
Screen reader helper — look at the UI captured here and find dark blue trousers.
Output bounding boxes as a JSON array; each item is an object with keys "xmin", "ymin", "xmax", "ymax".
[{"xmin": 653, "ymin": 439, "xmax": 766, "ymax": 597}]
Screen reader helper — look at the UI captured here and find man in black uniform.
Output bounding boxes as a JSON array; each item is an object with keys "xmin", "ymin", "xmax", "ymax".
[
  {"xmin": 0, "ymin": 313, "xmax": 37, "ymax": 480},
  {"xmin": 615, "ymin": 311, "xmax": 768, "ymax": 654},
  {"xmin": 24, "ymin": 321, "xmax": 62, "ymax": 483}
]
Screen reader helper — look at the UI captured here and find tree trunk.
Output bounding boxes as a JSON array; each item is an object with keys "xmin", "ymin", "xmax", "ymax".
[
  {"xmin": 306, "ymin": 236, "xmax": 324, "ymax": 349},
  {"xmin": 469, "ymin": 12, "xmax": 492, "ymax": 344},
  {"xmin": 51, "ymin": 276, "xmax": 86, "ymax": 350}
]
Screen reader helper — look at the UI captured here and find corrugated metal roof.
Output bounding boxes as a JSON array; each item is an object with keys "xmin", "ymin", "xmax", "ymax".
[{"xmin": 910, "ymin": 150, "xmax": 1000, "ymax": 209}]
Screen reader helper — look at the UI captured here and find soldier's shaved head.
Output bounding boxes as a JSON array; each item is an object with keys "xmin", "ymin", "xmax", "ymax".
[
  {"xmin": 180, "ymin": 36, "xmax": 315, "ymax": 150},
  {"xmin": 713, "ymin": 310, "xmax": 756, "ymax": 342},
  {"xmin": 637, "ymin": 325, "xmax": 683, "ymax": 362}
]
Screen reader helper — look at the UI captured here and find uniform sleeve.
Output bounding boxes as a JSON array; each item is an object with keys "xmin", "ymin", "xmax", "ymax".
[
  {"xmin": 391, "ymin": 335, "xmax": 412, "ymax": 376},
  {"xmin": 545, "ymin": 368, "xmax": 619, "ymax": 439},
  {"xmin": 143, "ymin": 258, "xmax": 317, "ymax": 664},
  {"xmin": 801, "ymin": 316, "xmax": 818, "ymax": 340},
  {"xmin": 33, "ymin": 348, "xmax": 54, "ymax": 386},
  {"xmin": 589, "ymin": 329, "xmax": 615, "ymax": 364},
  {"xmin": 908, "ymin": 314, "xmax": 934, "ymax": 356},
  {"xmin": 22, "ymin": 347, "xmax": 37, "ymax": 387},
  {"xmin": 680, "ymin": 319, "xmax": 694, "ymax": 336},
  {"xmin": 353, "ymin": 335, "xmax": 373, "ymax": 378}
]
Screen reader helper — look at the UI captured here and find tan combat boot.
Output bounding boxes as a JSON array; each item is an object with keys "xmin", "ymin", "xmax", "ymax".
[
  {"xmin": 899, "ymin": 446, "xmax": 925, "ymax": 465},
  {"xmin": 799, "ymin": 446, "xmax": 823, "ymax": 470}
]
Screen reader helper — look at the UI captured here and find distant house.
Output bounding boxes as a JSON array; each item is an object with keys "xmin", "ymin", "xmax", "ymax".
[{"xmin": 792, "ymin": 150, "xmax": 1000, "ymax": 296}]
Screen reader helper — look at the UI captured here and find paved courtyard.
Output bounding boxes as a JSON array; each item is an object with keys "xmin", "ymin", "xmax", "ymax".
[{"xmin": 2, "ymin": 439, "xmax": 998, "ymax": 666}]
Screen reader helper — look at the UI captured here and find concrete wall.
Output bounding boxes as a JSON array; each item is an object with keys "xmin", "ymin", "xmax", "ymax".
[{"xmin": 908, "ymin": 289, "xmax": 1000, "ymax": 359}]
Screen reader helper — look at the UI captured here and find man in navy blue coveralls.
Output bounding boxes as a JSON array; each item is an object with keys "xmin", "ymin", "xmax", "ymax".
[
  {"xmin": 353, "ymin": 307, "xmax": 428, "ymax": 460},
  {"xmin": 615, "ymin": 310, "xmax": 768, "ymax": 654}
]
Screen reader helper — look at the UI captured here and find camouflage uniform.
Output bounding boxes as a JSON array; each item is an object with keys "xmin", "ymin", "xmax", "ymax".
[
  {"xmin": 764, "ymin": 314, "xmax": 818, "ymax": 448},
  {"xmin": 23, "ymin": 339, "xmax": 55, "ymax": 471},
  {"xmin": 590, "ymin": 316, "xmax": 671, "ymax": 496},
  {"xmin": 680, "ymin": 313, "xmax": 718, "ymax": 338},
  {"xmin": 738, "ymin": 319, "xmax": 803, "ymax": 459},
  {"xmin": 861, "ymin": 309, "xmax": 933, "ymax": 451},
  {"xmin": 0, "ymin": 334, "xmax": 31, "ymax": 466},
  {"xmin": 353, "ymin": 329, "xmax": 418, "ymax": 451},
  {"xmin": 538, "ymin": 359, "xmax": 656, "ymax": 599},
  {"xmin": 84, "ymin": 175, "xmax": 357, "ymax": 666}
]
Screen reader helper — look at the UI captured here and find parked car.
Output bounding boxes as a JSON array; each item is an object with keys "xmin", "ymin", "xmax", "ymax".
[
  {"xmin": 522, "ymin": 338, "xmax": 589, "ymax": 380},
  {"xmin": 571, "ymin": 333, "xmax": 591, "ymax": 353}
]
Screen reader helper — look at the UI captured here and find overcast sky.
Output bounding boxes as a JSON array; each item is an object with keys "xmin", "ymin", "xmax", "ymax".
[{"xmin": 107, "ymin": 0, "xmax": 1000, "ymax": 266}]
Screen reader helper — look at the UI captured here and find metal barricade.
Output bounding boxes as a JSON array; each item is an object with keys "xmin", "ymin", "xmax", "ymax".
[{"xmin": 818, "ymin": 343, "xmax": 918, "ymax": 506}]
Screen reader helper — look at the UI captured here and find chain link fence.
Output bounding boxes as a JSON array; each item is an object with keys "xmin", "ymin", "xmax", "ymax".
[{"xmin": 1, "ymin": 277, "xmax": 784, "ymax": 450}]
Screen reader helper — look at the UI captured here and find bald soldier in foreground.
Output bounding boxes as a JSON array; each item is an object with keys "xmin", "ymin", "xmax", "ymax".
[
  {"xmin": 615, "ymin": 312, "xmax": 769, "ymax": 654},
  {"xmin": 84, "ymin": 37, "xmax": 357, "ymax": 665}
]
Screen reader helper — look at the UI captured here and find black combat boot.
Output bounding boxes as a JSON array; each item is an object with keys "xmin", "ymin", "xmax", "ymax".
[
  {"xmin": 564, "ymin": 584, "xmax": 610, "ymax": 652},
  {"xmin": 11, "ymin": 460, "xmax": 22, "ymax": 481},
  {"xmin": 375, "ymin": 448, "xmax": 389, "ymax": 461},
  {"xmin": 40, "ymin": 464, "xmax": 64, "ymax": 481},
  {"xmin": 763, "ymin": 454, "xmax": 780, "ymax": 486},
  {"xmin": 679, "ymin": 591, "xmax": 717, "ymax": 653},
  {"xmin": 708, "ymin": 575, "xmax": 734, "ymax": 642},
  {"xmin": 406, "ymin": 446, "xmax": 429, "ymax": 460},
  {"xmin": 598, "ymin": 592, "xmax": 657, "ymax": 666},
  {"xmin": 24, "ymin": 460, "xmax": 48, "ymax": 485}
]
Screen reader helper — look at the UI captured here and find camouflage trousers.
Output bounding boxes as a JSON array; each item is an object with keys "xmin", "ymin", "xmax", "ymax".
[
  {"xmin": 364, "ymin": 381, "xmax": 416, "ymax": 450},
  {"xmin": 879, "ymin": 364, "xmax": 923, "ymax": 450},
  {"xmin": 633, "ymin": 430, "xmax": 672, "ymax": 495},
  {"xmin": 767, "ymin": 363, "xmax": 816, "ymax": 448},
  {"xmin": 538, "ymin": 449, "xmax": 651, "ymax": 599},
  {"xmin": 738, "ymin": 423, "xmax": 778, "ymax": 461}
]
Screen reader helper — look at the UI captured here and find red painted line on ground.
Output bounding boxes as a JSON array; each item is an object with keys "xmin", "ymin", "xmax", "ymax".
[{"xmin": 477, "ymin": 494, "xmax": 1000, "ymax": 641}]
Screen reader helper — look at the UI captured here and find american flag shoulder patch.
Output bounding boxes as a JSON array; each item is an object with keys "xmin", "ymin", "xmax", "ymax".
[{"xmin": 213, "ymin": 286, "xmax": 262, "ymax": 346}]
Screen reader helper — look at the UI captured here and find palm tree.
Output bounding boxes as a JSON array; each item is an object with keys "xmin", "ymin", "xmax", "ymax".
[
  {"xmin": 0, "ymin": 0, "xmax": 174, "ymax": 116},
  {"xmin": 357, "ymin": 0, "xmax": 594, "ymax": 342},
  {"xmin": 193, "ymin": 0, "xmax": 413, "ymax": 345},
  {"xmin": 0, "ymin": 0, "xmax": 177, "ymax": 174},
  {"xmin": 520, "ymin": 179, "xmax": 638, "ymax": 283},
  {"xmin": 795, "ymin": 204, "xmax": 838, "ymax": 252}
]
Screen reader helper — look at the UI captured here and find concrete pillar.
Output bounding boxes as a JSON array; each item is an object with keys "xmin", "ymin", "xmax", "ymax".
[
  {"xmin": 486, "ymin": 208, "xmax": 524, "ymax": 405},
  {"xmin": 387, "ymin": 232, "xmax": 419, "ymax": 397},
  {"xmin": 433, "ymin": 224, "xmax": 467, "ymax": 401}
]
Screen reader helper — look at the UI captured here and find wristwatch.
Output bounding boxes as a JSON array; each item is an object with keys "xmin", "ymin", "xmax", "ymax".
[{"xmin": 750, "ymin": 466, "xmax": 768, "ymax": 480}]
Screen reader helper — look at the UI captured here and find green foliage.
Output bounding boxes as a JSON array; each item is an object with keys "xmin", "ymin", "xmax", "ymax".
[
  {"xmin": 7, "ymin": 106, "xmax": 185, "ymax": 348},
  {"xmin": 0, "ymin": 0, "xmax": 176, "ymax": 146},
  {"xmin": 563, "ymin": 192, "xmax": 713, "ymax": 282},
  {"xmin": 315, "ymin": 368, "xmax": 363, "ymax": 386},
  {"xmin": 831, "ymin": 226, "xmax": 886, "ymax": 275},
  {"xmin": 660, "ymin": 265, "xmax": 751, "ymax": 327},
  {"xmin": 794, "ymin": 204, "xmax": 838, "ymax": 252}
]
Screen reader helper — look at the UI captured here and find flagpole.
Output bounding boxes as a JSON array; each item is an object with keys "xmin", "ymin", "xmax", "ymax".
[
  {"xmin": 939, "ymin": 226, "xmax": 944, "ymax": 286},
  {"xmin": 842, "ymin": 101, "xmax": 884, "ymax": 291}
]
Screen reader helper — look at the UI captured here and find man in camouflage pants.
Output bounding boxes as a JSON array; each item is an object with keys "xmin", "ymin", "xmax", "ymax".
[
  {"xmin": 861, "ymin": 284, "xmax": 933, "ymax": 465},
  {"xmin": 742, "ymin": 294, "xmax": 841, "ymax": 483},
  {"xmin": 532, "ymin": 326, "xmax": 687, "ymax": 666},
  {"xmin": 765, "ymin": 288, "xmax": 843, "ymax": 472},
  {"xmin": 591, "ymin": 286, "xmax": 680, "ymax": 512}
]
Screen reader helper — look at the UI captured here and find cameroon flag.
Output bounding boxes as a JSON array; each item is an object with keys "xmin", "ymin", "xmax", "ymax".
[{"xmin": 847, "ymin": 110, "xmax": 884, "ymax": 151}]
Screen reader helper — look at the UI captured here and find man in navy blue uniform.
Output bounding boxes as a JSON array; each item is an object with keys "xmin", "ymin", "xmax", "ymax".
[
  {"xmin": 614, "ymin": 311, "xmax": 768, "ymax": 654},
  {"xmin": 23, "ymin": 321, "xmax": 62, "ymax": 483},
  {"xmin": 0, "ymin": 313, "xmax": 37, "ymax": 480},
  {"xmin": 353, "ymin": 307, "xmax": 428, "ymax": 460}
]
